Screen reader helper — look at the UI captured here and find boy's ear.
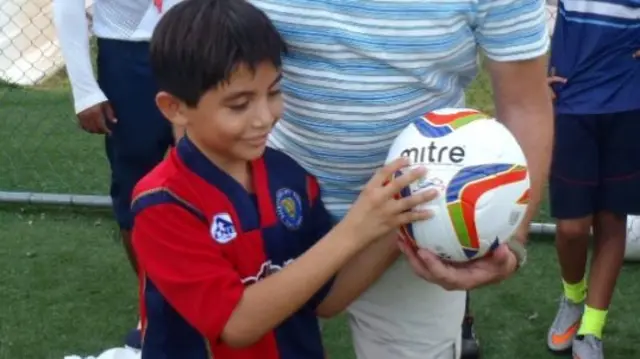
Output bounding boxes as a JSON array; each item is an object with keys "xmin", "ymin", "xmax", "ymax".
[{"xmin": 156, "ymin": 91, "xmax": 188, "ymax": 127}]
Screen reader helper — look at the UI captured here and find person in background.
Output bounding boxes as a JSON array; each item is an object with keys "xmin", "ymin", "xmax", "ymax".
[
  {"xmin": 52, "ymin": 0, "xmax": 181, "ymax": 349},
  {"xmin": 249, "ymin": 0, "xmax": 554, "ymax": 358},
  {"xmin": 545, "ymin": 1, "xmax": 640, "ymax": 358}
]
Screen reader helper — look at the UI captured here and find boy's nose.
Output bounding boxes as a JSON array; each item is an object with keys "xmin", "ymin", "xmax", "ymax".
[{"xmin": 253, "ymin": 106, "xmax": 274, "ymax": 127}]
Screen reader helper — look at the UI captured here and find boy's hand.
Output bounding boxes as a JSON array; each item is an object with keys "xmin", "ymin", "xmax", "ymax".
[
  {"xmin": 343, "ymin": 158, "xmax": 437, "ymax": 246},
  {"xmin": 398, "ymin": 240, "xmax": 518, "ymax": 291},
  {"xmin": 634, "ymin": 49, "xmax": 640, "ymax": 59},
  {"xmin": 77, "ymin": 101, "xmax": 117, "ymax": 135},
  {"xmin": 547, "ymin": 75, "xmax": 567, "ymax": 101}
]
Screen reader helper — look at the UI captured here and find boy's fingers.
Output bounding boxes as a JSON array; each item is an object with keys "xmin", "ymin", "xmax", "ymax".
[
  {"xmin": 547, "ymin": 76, "xmax": 567, "ymax": 84},
  {"xmin": 371, "ymin": 157, "xmax": 410, "ymax": 187},
  {"xmin": 96, "ymin": 115, "xmax": 112, "ymax": 135},
  {"xmin": 384, "ymin": 165, "xmax": 427, "ymax": 198},
  {"xmin": 391, "ymin": 209, "xmax": 433, "ymax": 227},
  {"xmin": 395, "ymin": 188, "xmax": 438, "ymax": 212},
  {"xmin": 102, "ymin": 102, "xmax": 118, "ymax": 123}
]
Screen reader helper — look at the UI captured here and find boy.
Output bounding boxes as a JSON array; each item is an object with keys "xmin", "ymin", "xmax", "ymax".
[
  {"xmin": 546, "ymin": 1, "xmax": 640, "ymax": 358},
  {"xmin": 52, "ymin": 0, "xmax": 181, "ymax": 346},
  {"xmin": 131, "ymin": 0, "xmax": 436, "ymax": 357}
]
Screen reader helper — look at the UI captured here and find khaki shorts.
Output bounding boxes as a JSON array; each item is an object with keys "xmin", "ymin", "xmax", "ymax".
[{"xmin": 347, "ymin": 257, "xmax": 465, "ymax": 359}]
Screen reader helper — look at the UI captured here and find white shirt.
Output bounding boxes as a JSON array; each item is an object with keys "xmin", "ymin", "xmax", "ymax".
[{"xmin": 52, "ymin": 0, "xmax": 179, "ymax": 114}]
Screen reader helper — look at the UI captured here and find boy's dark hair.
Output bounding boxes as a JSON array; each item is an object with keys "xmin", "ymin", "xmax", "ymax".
[{"xmin": 150, "ymin": 0, "xmax": 287, "ymax": 107}]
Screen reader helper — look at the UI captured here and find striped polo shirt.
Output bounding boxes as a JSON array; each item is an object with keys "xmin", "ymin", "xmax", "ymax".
[{"xmin": 253, "ymin": 0, "xmax": 550, "ymax": 220}]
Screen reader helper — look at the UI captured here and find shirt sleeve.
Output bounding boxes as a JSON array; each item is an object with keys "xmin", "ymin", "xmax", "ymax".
[
  {"xmin": 53, "ymin": 0, "xmax": 108, "ymax": 113},
  {"xmin": 133, "ymin": 203, "xmax": 244, "ymax": 342},
  {"xmin": 304, "ymin": 175, "xmax": 335, "ymax": 308},
  {"xmin": 474, "ymin": 0, "xmax": 550, "ymax": 62}
]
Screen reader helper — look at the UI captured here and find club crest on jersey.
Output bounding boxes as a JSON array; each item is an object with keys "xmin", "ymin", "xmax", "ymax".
[
  {"xmin": 276, "ymin": 188, "xmax": 303, "ymax": 230},
  {"xmin": 210, "ymin": 213, "xmax": 237, "ymax": 244}
]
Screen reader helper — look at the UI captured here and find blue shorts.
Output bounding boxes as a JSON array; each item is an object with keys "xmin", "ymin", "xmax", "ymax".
[
  {"xmin": 549, "ymin": 110, "xmax": 640, "ymax": 219},
  {"xmin": 97, "ymin": 39, "xmax": 174, "ymax": 230}
]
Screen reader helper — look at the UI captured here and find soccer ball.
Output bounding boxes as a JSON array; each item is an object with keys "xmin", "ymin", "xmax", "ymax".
[
  {"xmin": 386, "ymin": 108, "xmax": 531, "ymax": 262},
  {"xmin": 625, "ymin": 215, "xmax": 640, "ymax": 261}
]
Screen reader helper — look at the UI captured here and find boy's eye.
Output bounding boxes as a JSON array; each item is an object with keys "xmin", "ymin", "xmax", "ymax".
[
  {"xmin": 268, "ymin": 89, "xmax": 282, "ymax": 97},
  {"xmin": 228, "ymin": 102, "xmax": 249, "ymax": 111}
]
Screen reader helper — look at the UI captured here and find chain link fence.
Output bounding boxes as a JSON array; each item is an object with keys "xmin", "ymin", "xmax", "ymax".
[
  {"xmin": 0, "ymin": 1, "xmax": 558, "ymax": 215},
  {"xmin": 0, "ymin": 0, "xmax": 109, "ymax": 206}
]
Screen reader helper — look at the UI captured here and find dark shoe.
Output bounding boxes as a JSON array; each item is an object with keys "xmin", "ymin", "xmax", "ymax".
[{"xmin": 461, "ymin": 316, "xmax": 480, "ymax": 359}]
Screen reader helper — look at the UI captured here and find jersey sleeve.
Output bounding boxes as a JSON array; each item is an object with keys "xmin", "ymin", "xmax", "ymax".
[
  {"xmin": 474, "ymin": 0, "xmax": 550, "ymax": 62},
  {"xmin": 133, "ymin": 201, "xmax": 244, "ymax": 342},
  {"xmin": 304, "ymin": 175, "xmax": 336, "ymax": 308}
]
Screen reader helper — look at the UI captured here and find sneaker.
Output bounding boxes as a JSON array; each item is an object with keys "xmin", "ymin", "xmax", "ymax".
[
  {"xmin": 547, "ymin": 296, "xmax": 584, "ymax": 353},
  {"xmin": 124, "ymin": 328, "xmax": 142, "ymax": 350},
  {"xmin": 573, "ymin": 335, "xmax": 603, "ymax": 359},
  {"xmin": 461, "ymin": 316, "xmax": 480, "ymax": 359}
]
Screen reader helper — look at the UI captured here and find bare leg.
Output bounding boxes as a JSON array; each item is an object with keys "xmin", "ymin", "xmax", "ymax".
[
  {"xmin": 555, "ymin": 216, "xmax": 592, "ymax": 285},
  {"xmin": 586, "ymin": 211, "xmax": 625, "ymax": 310},
  {"xmin": 546, "ymin": 216, "xmax": 592, "ymax": 353}
]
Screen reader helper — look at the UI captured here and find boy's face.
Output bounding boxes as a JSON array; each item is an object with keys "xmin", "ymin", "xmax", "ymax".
[{"xmin": 159, "ymin": 61, "xmax": 283, "ymax": 163}]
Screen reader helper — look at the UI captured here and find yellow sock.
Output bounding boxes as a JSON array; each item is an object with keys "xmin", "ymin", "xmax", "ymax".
[
  {"xmin": 563, "ymin": 278, "xmax": 587, "ymax": 304},
  {"xmin": 578, "ymin": 305, "xmax": 608, "ymax": 339}
]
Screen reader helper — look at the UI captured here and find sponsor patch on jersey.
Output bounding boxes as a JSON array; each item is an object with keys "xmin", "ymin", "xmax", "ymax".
[
  {"xmin": 241, "ymin": 259, "xmax": 294, "ymax": 285},
  {"xmin": 276, "ymin": 188, "xmax": 303, "ymax": 230},
  {"xmin": 210, "ymin": 213, "xmax": 237, "ymax": 244}
]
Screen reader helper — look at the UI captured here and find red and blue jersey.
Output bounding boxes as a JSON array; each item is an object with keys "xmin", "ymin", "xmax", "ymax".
[
  {"xmin": 131, "ymin": 137, "xmax": 335, "ymax": 359},
  {"xmin": 550, "ymin": 0, "xmax": 640, "ymax": 114}
]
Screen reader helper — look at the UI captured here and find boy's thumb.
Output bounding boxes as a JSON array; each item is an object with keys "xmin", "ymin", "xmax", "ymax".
[{"xmin": 548, "ymin": 76, "xmax": 567, "ymax": 84}]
